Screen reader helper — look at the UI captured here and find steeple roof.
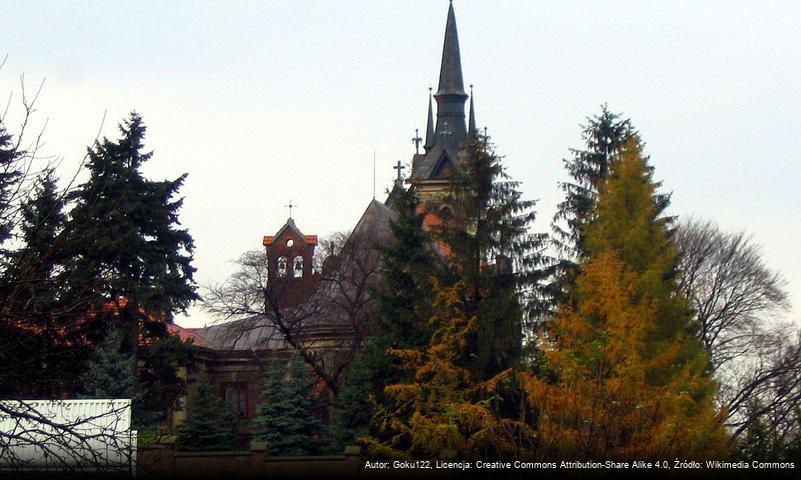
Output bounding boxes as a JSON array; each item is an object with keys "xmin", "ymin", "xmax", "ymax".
[
  {"xmin": 436, "ymin": 1, "xmax": 466, "ymax": 97},
  {"xmin": 410, "ymin": 1, "xmax": 471, "ymax": 181},
  {"xmin": 468, "ymin": 85, "xmax": 476, "ymax": 133},
  {"xmin": 424, "ymin": 88, "xmax": 435, "ymax": 150}
]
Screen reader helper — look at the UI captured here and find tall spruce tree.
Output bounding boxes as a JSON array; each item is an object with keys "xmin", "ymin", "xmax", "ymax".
[
  {"xmin": 0, "ymin": 169, "xmax": 73, "ymax": 396},
  {"xmin": 251, "ymin": 355, "xmax": 325, "ymax": 455},
  {"xmin": 552, "ymin": 105, "xmax": 641, "ymax": 260},
  {"xmin": 177, "ymin": 368, "xmax": 240, "ymax": 452},
  {"xmin": 0, "ymin": 122, "xmax": 22, "ymax": 251},
  {"xmin": 13, "ymin": 169, "xmax": 67, "ymax": 315},
  {"xmin": 523, "ymin": 140, "xmax": 726, "ymax": 459},
  {"xmin": 63, "ymin": 112, "xmax": 198, "ymax": 346},
  {"xmin": 550, "ymin": 106, "xmax": 671, "ymax": 304},
  {"xmin": 330, "ymin": 186, "xmax": 440, "ymax": 447},
  {"xmin": 436, "ymin": 132, "xmax": 545, "ymax": 379}
]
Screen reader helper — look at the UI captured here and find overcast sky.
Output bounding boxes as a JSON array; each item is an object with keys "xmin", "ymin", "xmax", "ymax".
[{"xmin": 2, "ymin": 0, "xmax": 800, "ymax": 329}]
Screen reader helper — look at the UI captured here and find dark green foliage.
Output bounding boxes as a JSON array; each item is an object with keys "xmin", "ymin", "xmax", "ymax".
[
  {"xmin": 549, "ymin": 105, "xmax": 670, "ymax": 311},
  {"xmin": 63, "ymin": 112, "xmax": 198, "ymax": 344},
  {"xmin": 343, "ymin": 187, "xmax": 439, "ymax": 443},
  {"xmin": 177, "ymin": 368, "xmax": 240, "ymax": 452},
  {"xmin": 436, "ymin": 132, "xmax": 546, "ymax": 378},
  {"xmin": 83, "ymin": 327, "xmax": 137, "ymax": 399},
  {"xmin": 0, "ymin": 122, "xmax": 22, "ymax": 249},
  {"xmin": 328, "ymin": 352, "xmax": 372, "ymax": 452},
  {"xmin": 0, "ymin": 169, "xmax": 77, "ymax": 397},
  {"xmin": 12, "ymin": 169, "xmax": 67, "ymax": 315},
  {"xmin": 252, "ymin": 355, "xmax": 325, "ymax": 455},
  {"xmin": 84, "ymin": 329, "xmax": 197, "ymax": 429},
  {"xmin": 553, "ymin": 104, "xmax": 644, "ymax": 260},
  {"xmin": 370, "ymin": 186, "xmax": 437, "ymax": 381},
  {"xmin": 136, "ymin": 335, "xmax": 198, "ymax": 428},
  {"xmin": 740, "ymin": 401, "xmax": 801, "ymax": 463}
]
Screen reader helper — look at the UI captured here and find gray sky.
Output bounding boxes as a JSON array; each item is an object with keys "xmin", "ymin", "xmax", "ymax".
[{"xmin": 2, "ymin": 0, "xmax": 800, "ymax": 329}]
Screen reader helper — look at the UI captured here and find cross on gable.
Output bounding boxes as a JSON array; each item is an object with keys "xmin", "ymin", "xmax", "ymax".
[
  {"xmin": 284, "ymin": 199, "xmax": 298, "ymax": 218},
  {"xmin": 393, "ymin": 160, "xmax": 405, "ymax": 181}
]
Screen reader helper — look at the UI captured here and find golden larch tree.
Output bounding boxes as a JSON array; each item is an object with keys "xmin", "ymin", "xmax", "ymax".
[
  {"xmin": 522, "ymin": 139, "xmax": 728, "ymax": 460},
  {"xmin": 361, "ymin": 280, "xmax": 535, "ymax": 460}
]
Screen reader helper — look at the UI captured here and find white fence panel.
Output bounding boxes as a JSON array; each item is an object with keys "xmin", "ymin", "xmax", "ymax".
[{"xmin": 0, "ymin": 399, "xmax": 136, "ymax": 475}]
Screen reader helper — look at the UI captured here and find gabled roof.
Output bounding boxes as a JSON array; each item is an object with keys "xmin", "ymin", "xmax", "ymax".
[
  {"xmin": 347, "ymin": 199, "xmax": 396, "ymax": 247},
  {"xmin": 263, "ymin": 218, "xmax": 318, "ymax": 247}
]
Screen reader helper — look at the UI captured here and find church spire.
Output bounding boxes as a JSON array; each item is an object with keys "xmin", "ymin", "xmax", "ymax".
[
  {"xmin": 424, "ymin": 87, "xmax": 435, "ymax": 151},
  {"xmin": 468, "ymin": 84, "xmax": 476, "ymax": 134},
  {"xmin": 436, "ymin": 1, "xmax": 466, "ymax": 97},
  {"xmin": 433, "ymin": 0, "xmax": 469, "ymax": 150}
]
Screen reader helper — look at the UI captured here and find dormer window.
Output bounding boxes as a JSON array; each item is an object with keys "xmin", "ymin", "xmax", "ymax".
[
  {"xmin": 293, "ymin": 256, "xmax": 303, "ymax": 278},
  {"xmin": 277, "ymin": 256, "xmax": 288, "ymax": 277}
]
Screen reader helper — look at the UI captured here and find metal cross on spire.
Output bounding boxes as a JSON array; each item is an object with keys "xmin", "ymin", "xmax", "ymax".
[
  {"xmin": 393, "ymin": 160, "xmax": 406, "ymax": 182},
  {"xmin": 284, "ymin": 199, "xmax": 298, "ymax": 219},
  {"xmin": 412, "ymin": 128, "xmax": 422, "ymax": 154}
]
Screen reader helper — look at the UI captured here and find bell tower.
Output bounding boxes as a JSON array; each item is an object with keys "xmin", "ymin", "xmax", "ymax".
[{"xmin": 262, "ymin": 217, "xmax": 320, "ymax": 308}]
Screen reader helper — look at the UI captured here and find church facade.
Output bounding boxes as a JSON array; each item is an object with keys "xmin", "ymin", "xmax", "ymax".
[{"xmin": 170, "ymin": 1, "xmax": 480, "ymax": 437}]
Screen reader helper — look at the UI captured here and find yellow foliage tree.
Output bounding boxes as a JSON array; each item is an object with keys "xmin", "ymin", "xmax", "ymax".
[
  {"xmin": 361, "ymin": 280, "xmax": 535, "ymax": 459},
  {"xmin": 522, "ymin": 139, "xmax": 728, "ymax": 460}
]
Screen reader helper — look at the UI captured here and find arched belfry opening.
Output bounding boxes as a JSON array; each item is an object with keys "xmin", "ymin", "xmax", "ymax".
[{"xmin": 262, "ymin": 217, "xmax": 321, "ymax": 308}]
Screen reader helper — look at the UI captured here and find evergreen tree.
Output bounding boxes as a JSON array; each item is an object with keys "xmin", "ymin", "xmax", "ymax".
[
  {"xmin": 362, "ymin": 280, "xmax": 535, "ymax": 459},
  {"xmin": 329, "ymin": 187, "xmax": 440, "ymax": 447},
  {"xmin": 436, "ymin": 132, "xmax": 546, "ymax": 379},
  {"xmin": 552, "ymin": 105, "xmax": 642, "ymax": 260},
  {"xmin": 549, "ymin": 105, "xmax": 670, "ymax": 306},
  {"xmin": 177, "ymin": 368, "xmax": 239, "ymax": 452},
  {"xmin": 0, "ymin": 169, "xmax": 73, "ymax": 396},
  {"xmin": 252, "ymin": 355, "xmax": 325, "ymax": 455},
  {"xmin": 83, "ymin": 327, "xmax": 137, "ymax": 399},
  {"xmin": 523, "ymin": 140, "xmax": 727, "ymax": 460},
  {"xmin": 0, "ymin": 122, "xmax": 22, "ymax": 251},
  {"xmin": 372, "ymin": 186, "xmax": 437, "ymax": 364},
  {"xmin": 328, "ymin": 352, "xmax": 372, "ymax": 452},
  {"xmin": 63, "ymin": 112, "xmax": 198, "ymax": 345},
  {"xmin": 12, "ymin": 169, "xmax": 67, "ymax": 315},
  {"xmin": 136, "ymin": 335, "xmax": 198, "ymax": 428}
]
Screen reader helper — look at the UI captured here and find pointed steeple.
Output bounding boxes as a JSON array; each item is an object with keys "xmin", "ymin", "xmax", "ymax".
[
  {"xmin": 433, "ymin": 0, "xmax": 469, "ymax": 150},
  {"xmin": 424, "ymin": 87, "xmax": 435, "ymax": 151},
  {"xmin": 436, "ymin": 1, "xmax": 466, "ymax": 96},
  {"xmin": 468, "ymin": 84, "xmax": 476, "ymax": 134}
]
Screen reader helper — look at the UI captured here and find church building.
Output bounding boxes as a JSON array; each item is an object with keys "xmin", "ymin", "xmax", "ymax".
[{"xmin": 170, "ymin": 1, "xmax": 481, "ymax": 437}]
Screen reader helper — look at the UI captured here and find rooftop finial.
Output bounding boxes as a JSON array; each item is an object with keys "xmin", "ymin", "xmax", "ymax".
[
  {"xmin": 468, "ymin": 84, "xmax": 476, "ymax": 134},
  {"xmin": 412, "ymin": 128, "xmax": 422, "ymax": 154},
  {"xmin": 424, "ymin": 87, "xmax": 435, "ymax": 150},
  {"xmin": 284, "ymin": 199, "xmax": 297, "ymax": 219}
]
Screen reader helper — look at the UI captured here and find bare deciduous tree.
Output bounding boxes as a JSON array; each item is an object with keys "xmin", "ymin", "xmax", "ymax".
[
  {"xmin": 676, "ymin": 217, "xmax": 800, "ymax": 440},
  {"xmin": 0, "ymin": 399, "xmax": 136, "ymax": 474},
  {"xmin": 203, "ymin": 229, "xmax": 384, "ymax": 396}
]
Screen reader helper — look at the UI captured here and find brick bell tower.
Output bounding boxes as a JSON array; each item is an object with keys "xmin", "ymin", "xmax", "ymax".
[{"xmin": 262, "ymin": 215, "xmax": 321, "ymax": 308}]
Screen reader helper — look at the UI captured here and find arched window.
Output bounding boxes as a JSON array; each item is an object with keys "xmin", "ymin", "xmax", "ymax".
[
  {"xmin": 293, "ymin": 256, "xmax": 304, "ymax": 277},
  {"xmin": 277, "ymin": 256, "xmax": 288, "ymax": 277}
]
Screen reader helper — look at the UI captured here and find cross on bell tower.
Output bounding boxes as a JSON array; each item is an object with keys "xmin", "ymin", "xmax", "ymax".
[{"xmin": 284, "ymin": 199, "xmax": 298, "ymax": 219}]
